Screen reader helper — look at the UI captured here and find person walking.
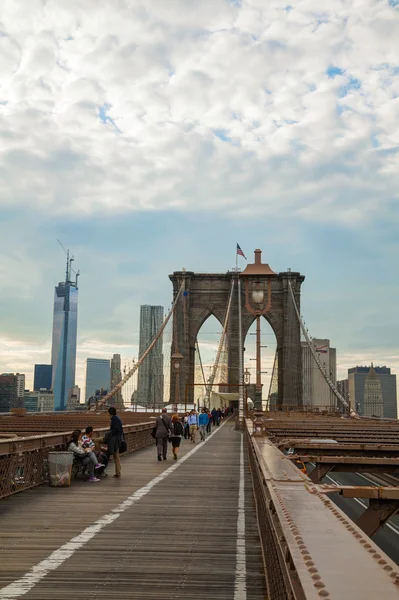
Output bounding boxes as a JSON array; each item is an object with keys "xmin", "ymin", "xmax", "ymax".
[
  {"xmin": 106, "ymin": 407, "xmax": 123, "ymax": 478},
  {"xmin": 198, "ymin": 408, "xmax": 209, "ymax": 441},
  {"xmin": 155, "ymin": 408, "xmax": 172, "ymax": 461},
  {"xmin": 211, "ymin": 407, "xmax": 217, "ymax": 426},
  {"xmin": 170, "ymin": 414, "xmax": 183, "ymax": 460},
  {"xmin": 206, "ymin": 409, "xmax": 212, "ymax": 434},
  {"xmin": 183, "ymin": 412, "xmax": 190, "ymax": 439},
  {"xmin": 188, "ymin": 409, "xmax": 198, "ymax": 442},
  {"xmin": 216, "ymin": 408, "xmax": 222, "ymax": 426}
]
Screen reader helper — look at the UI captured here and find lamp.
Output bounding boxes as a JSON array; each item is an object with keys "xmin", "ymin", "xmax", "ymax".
[{"xmin": 251, "ymin": 288, "xmax": 264, "ymax": 305}]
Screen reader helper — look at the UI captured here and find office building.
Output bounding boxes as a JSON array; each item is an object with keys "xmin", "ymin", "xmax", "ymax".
[
  {"xmin": 136, "ymin": 305, "xmax": 164, "ymax": 407},
  {"xmin": 85, "ymin": 359, "xmax": 110, "ymax": 402},
  {"xmin": 34, "ymin": 364, "xmax": 52, "ymax": 391},
  {"xmin": 348, "ymin": 365, "xmax": 397, "ymax": 418},
  {"xmin": 302, "ymin": 339, "xmax": 337, "ymax": 408},
  {"xmin": 67, "ymin": 386, "xmax": 81, "ymax": 410},
  {"xmin": 111, "ymin": 353, "xmax": 124, "ymax": 408},
  {"xmin": 51, "ymin": 254, "xmax": 79, "ymax": 411},
  {"xmin": 38, "ymin": 390, "xmax": 55, "ymax": 412},
  {"xmin": 24, "ymin": 391, "xmax": 39, "ymax": 412},
  {"xmin": 337, "ymin": 379, "xmax": 349, "ymax": 399},
  {"xmin": 363, "ymin": 365, "xmax": 384, "ymax": 417},
  {"xmin": 0, "ymin": 374, "xmax": 18, "ymax": 412}
]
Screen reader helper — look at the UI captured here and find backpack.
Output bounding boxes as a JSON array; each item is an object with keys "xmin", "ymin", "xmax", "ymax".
[{"xmin": 172, "ymin": 421, "xmax": 183, "ymax": 436}]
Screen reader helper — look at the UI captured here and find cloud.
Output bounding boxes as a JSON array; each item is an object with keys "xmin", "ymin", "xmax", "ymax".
[{"xmin": 0, "ymin": 0, "xmax": 398, "ymax": 223}]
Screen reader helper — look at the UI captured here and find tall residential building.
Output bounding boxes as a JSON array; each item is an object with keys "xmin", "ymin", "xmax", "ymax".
[
  {"xmin": 363, "ymin": 365, "xmax": 384, "ymax": 417},
  {"xmin": 34, "ymin": 364, "xmax": 52, "ymax": 391},
  {"xmin": 111, "ymin": 353, "xmax": 124, "ymax": 408},
  {"xmin": 85, "ymin": 359, "xmax": 110, "ymax": 402},
  {"xmin": 51, "ymin": 254, "xmax": 79, "ymax": 411},
  {"xmin": 348, "ymin": 365, "xmax": 397, "ymax": 418},
  {"xmin": 302, "ymin": 339, "xmax": 337, "ymax": 408},
  {"xmin": 16, "ymin": 373, "xmax": 25, "ymax": 408},
  {"xmin": 0, "ymin": 374, "xmax": 18, "ymax": 412},
  {"xmin": 136, "ymin": 305, "xmax": 164, "ymax": 407}
]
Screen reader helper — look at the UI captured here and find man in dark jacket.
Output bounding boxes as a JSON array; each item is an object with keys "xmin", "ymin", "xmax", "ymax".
[
  {"xmin": 107, "ymin": 407, "xmax": 123, "ymax": 478},
  {"xmin": 155, "ymin": 408, "xmax": 172, "ymax": 462}
]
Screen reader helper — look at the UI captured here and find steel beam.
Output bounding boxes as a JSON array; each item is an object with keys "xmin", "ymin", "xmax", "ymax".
[
  {"xmin": 355, "ymin": 499, "xmax": 399, "ymax": 537},
  {"xmin": 318, "ymin": 485, "xmax": 399, "ymax": 500}
]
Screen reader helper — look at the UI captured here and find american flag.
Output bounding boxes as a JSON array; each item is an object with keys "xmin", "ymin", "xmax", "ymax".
[{"xmin": 237, "ymin": 244, "xmax": 247, "ymax": 259}]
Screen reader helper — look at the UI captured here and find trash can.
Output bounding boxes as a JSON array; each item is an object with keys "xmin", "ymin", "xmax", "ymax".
[{"xmin": 48, "ymin": 452, "xmax": 73, "ymax": 487}]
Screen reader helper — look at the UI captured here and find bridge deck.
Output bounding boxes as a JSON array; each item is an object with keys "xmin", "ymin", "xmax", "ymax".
[{"xmin": 0, "ymin": 422, "xmax": 266, "ymax": 600}]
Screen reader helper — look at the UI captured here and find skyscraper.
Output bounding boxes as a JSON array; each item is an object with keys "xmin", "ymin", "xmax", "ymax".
[
  {"xmin": 0, "ymin": 374, "xmax": 18, "ymax": 412},
  {"xmin": 348, "ymin": 365, "xmax": 397, "ymax": 418},
  {"xmin": 136, "ymin": 305, "xmax": 164, "ymax": 407},
  {"xmin": 51, "ymin": 253, "xmax": 79, "ymax": 411},
  {"xmin": 363, "ymin": 364, "xmax": 384, "ymax": 417},
  {"xmin": 111, "ymin": 353, "xmax": 124, "ymax": 408},
  {"xmin": 85, "ymin": 358, "xmax": 111, "ymax": 402},
  {"xmin": 16, "ymin": 373, "xmax": 25, "ymax": 408},
  {"xmin": 34, "ymin": 364, "xmax": 52, "ymax": 391},
  {"xmin": 301, "ymin": 339, "xmax": 337, "ymax": 408}
]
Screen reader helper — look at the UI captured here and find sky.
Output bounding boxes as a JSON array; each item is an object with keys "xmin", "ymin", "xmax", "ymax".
[{"xmin": 0, "ymin": 0, "xmax": 398, "ymax": 400}]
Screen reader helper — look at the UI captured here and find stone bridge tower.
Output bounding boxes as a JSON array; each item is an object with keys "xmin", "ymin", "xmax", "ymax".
[{"xmin": 169, "ymin": 250, "xmax": 304, "ymax": 408}]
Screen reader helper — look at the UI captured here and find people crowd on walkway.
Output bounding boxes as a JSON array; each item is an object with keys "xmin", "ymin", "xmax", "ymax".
[
  {"xmin": 67, "ymin": 404, "xmax": 232, "ymax": 483},
  {"xmin": 152, "ymin": 405, "xmax": 232, "ymax": 461}
]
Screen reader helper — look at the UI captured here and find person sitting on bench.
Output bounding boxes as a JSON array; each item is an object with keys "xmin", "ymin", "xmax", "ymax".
[
  {"xmin": 67, "ymin": 429, "xmax": 104, "ymax": 482},
  {"xmin": 81, "ymin": 426, "xmax": 109, "ymax": 475}
]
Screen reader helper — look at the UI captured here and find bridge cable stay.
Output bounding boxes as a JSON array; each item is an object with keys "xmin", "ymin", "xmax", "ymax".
[
  {"xmin": 204, "ymin": 278, "xmax": 235, "ymax": 406},
  {"xmin": 195, "ymin": 339, "xmax": 208, "ymax": 398},
  {"xmin": 90, "ymin": 279, "xmax": 186, "ymax": 411},
  {"xmin": 287, "ymin": 278, "xmax": 357, "ymax": 416},
  {"xmin": 267, "ymin": 349, "xmax": 278, "ymax": 409}
]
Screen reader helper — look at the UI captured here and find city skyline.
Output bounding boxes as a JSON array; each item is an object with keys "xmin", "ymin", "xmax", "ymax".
[{"xmin": 0, "ymin": 1, "xmax": 398, "ymax": 402}]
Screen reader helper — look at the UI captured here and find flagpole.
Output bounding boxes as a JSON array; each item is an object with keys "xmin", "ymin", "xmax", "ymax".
[{"xmin": 236, "ymin": 247, "xmax": 238, "ymax": 272}]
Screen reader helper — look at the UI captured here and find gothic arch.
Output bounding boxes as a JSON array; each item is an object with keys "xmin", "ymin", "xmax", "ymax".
[{"xmin": 169, "ymin": 259, "xmax": 304, "ymax": 408}]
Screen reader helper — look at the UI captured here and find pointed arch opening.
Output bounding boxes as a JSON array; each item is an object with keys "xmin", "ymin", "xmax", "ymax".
[
  {"xmin": 194, "ymin": 313, "xmax": 227, "ymax": 408},
  {"xmin": 244, "ymin": 315, "xmax": 277, "ymax": 410}
]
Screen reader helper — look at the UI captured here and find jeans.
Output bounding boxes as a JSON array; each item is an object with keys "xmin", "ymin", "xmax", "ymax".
[
  {"xmin": 206, "ymin": 421, "xmax": 212, "ymax": 434},
  {"xmin": 199, "ymin": 425, "xmax": 207, "ymax": 440},
  {"xmin": 81, "ymin": 452, "xmax": 97, "ymax": 477}
]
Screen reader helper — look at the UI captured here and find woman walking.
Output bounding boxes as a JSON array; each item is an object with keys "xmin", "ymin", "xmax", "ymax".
[{"xmin": 170, "ymin": 414, "xmax": 184, "ymax": 460}]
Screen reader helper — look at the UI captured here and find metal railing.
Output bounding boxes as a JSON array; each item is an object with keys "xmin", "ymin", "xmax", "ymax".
[{"xmin": 0, "ymin": 422, "xmax": 154, "ymax": 500}]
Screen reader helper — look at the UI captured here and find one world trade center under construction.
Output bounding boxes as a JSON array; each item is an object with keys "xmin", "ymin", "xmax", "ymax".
[{"xmin": 51, "ymin": 252, "xmax": 79, "ymax": 411}]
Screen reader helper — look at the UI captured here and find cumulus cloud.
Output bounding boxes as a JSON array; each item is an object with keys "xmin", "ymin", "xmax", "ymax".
[{"xmin": 0, "ymin": 0, "xmax": 398, "ymax": 222}]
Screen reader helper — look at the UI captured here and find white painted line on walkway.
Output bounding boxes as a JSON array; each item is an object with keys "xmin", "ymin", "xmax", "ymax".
[
  {"xmin": 234, "ymin": 434, "xmax": 247, "ymax": 600},
  {"xmin": 0, "ymin": 421, "xmax": 228, "ymax": 599}
]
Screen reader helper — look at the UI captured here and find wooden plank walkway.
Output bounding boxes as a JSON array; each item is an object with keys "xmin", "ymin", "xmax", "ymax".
[{"xmin": 0, "ymin": 422, "xmax": 266, "ymax": 600}]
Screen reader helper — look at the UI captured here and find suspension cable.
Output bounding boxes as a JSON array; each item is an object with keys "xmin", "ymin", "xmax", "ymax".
[
  {"xmin": 205, "ymin": 278, "xmax": 235, "ymax": 403},
  {"xmin": 196, "ymin": 339, "xmax": 207, "ymax": 395},
  {"xmin": 91, "ymin": 279, "xmax": 185, "ymax": 411},
  {"xmin": 287, "ymin": 278, "xmax": 357, "ymax": 417}
]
